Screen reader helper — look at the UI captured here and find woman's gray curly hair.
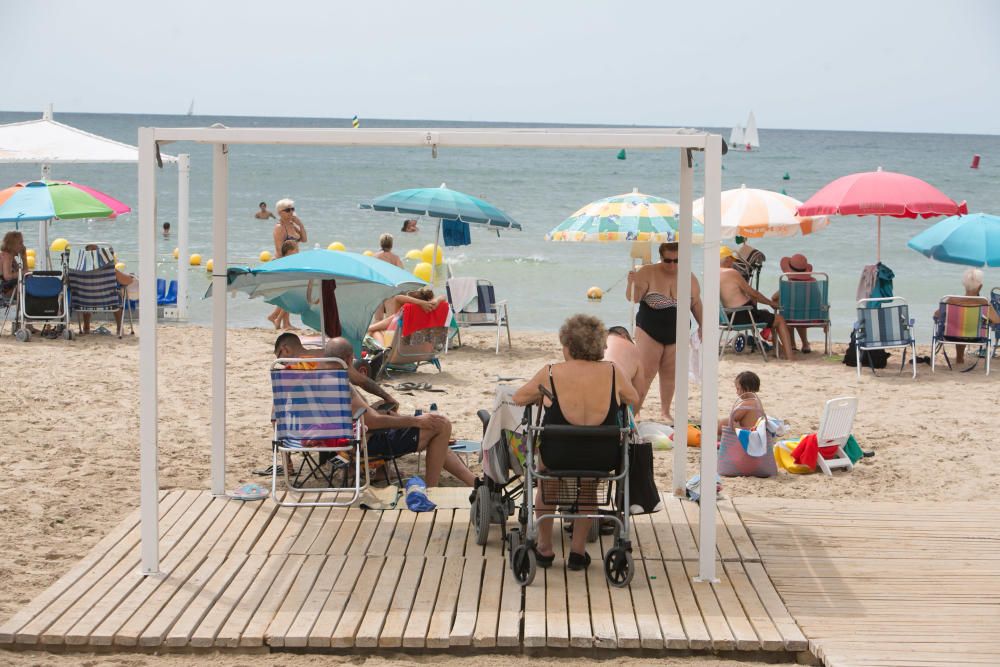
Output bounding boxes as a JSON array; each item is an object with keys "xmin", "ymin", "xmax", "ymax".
[{"xmin": 559, "ymin": 313, "xmax": 607, "ymax": 361}]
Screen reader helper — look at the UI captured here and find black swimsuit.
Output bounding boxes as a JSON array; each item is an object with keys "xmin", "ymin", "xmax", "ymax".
[
  {"xmin": 543, "ymin": 363, "xmax": 619, "ymax": 428},
  {"xmin": 541, "ymin": 363, "xmax": 622, "ymax": 472},
  {"xmin": 636, "ymin": 292, "xmax": 678, "ymax": 346}
]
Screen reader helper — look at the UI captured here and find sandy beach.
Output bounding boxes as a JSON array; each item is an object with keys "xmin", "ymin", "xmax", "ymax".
[{"xmin": 1, "ymin": 325, "xmax": 997, "ymax": 665}]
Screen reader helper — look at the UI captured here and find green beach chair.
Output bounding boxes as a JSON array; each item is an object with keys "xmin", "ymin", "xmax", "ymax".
[
  {"xmin": 854, "ymin": 297, "xmax": 917, "ymax": 379},
  {"xmin": 778, "ymin": 272, "xmax": 831, "ymax": 355},
  {"xmin": 931, "ymin": 296, "xmax": 993, "ymax": 375}
]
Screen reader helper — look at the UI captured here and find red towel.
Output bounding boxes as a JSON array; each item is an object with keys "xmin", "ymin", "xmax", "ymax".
[
  {"xmin": 401, "ymin": 301, "xmax": 449, "ymax": 337},
  {"xmin": 790, "ymin": 432, "xmax": 840, "ymax": 471}
]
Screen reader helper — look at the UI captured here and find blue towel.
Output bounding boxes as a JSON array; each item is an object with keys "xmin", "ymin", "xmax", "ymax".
[
  {"xmin": 405, "ymin": 476, "xmax": 436, "ymax": 512},
  {"xmin": 442, "ymin": 219, "xmax": 471, "ymax": 247}
]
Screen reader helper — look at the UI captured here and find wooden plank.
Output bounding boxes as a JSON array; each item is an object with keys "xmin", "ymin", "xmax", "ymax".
[
  {"xmin": 606, "ymin": 560, "xmax": 640, "ymax": 648},
  {"xmin": 426, "ymin": 556, "xmax": 464, "ymax": 648},
  {"xmin": 681, "ymin": 496, "xmax": 740, "ymax": 562},
  {"xmin": 209, "ymin": 497, "xmax": 267, "ymax": 557},
  {"xmin": 402, "ymin": 555, "xmax": 444, "ymax": 647},
  {"xmin": 41, "ymin": 490, "xmax": 206, "ymax": 645},
  {"xmin": 328, "ymin": 508, "xmax": 364, "ymax": 555},
  {"xmin": 379, "ymin": 556, "xmax": 426, "ymax": 647},
  {"xmin": 228, "ymin": 496, "xmax": 278, "ymax": 555},
  {"xmin": 628, "ymin": 559, "xmax": 664, "ymax": 649},
  {"xmin": 643, "ymin": 558, "xmax": 687, "ymax": 649},
  {"xmin": 288, "ymin": 505, "xmax": 331, "ymax": 554},
  {"xmin": 307, "ymin": 554, "xmax": 365, "ymax": 647},
  {"xmin": 472, "ymin": 557, "xmax": 504, "ymax": 647},
  {"xmin": 249, "ymin": 502, "xmax": 295, "ymax": 554},
  {"xmin": 663, "ymin": 559, "xmax": 710, "ymax": 649},
  {"xmin": 357, "ymin": 511, "xmax": 394, "ymax": 556},
  {"xmin": 189, "ymin": 553, "xmax": 267, "ymax": 647},
  {"xmin": 544, "ymin": 526, "xmax": 569, "ymax": 648},
  {"xmin": 0, "ymin": 490, "xmax": 171, "ymax": 644},
  {"xmin": 355, "ymin": 555, "xmax": 405, "ymax": 647},
  {"xmin": 263, "ymin": 554, "xmax": 325, "ymax": 647},
  {"xmin": 723, "ymin": 561, "xmax": 784, "ymax": 651},
  {"xmin": 585, "ymin": 549, "xmax": 617, "ymax": 648},
  {"xmin": 149, "ymin": 554, "xmax": 230, "ymax": 647},
  {"xmin": 424, "ymin": 509, "xmax": 453, "ymax": 556},
  {"xmin": 449, "ymin": 556, "xmax": 484, "ymax": 646},
  {"xmin": 387, "ymin": 510, "xmax": 417, "ymax": 555},
  {"xmin": 744, "ymin": 561, "xmax": 808, "ymax": 651},
  {"xmin": 215, "ymin": 553, "xmax": 291, "ymax": 647},
  {"xmin": 330, "ymin": 556, "xmax": 386, "ymax": 648},
  {"xmin": 562, "ymin": 520, "xmax": 592, "ymax": 648},
  {"xmin": 445, "ymin": 509, "xmax": 470, "ymax": 555},
  {"xmin": 709, "ymin": 565, "xmax": 759, "ymax": 650},
  {"xmin": 307, "ymin": 507, "xmax": 348, "ymax": 554},
  {"xmin": 407, "ymin": 511, "xmax": 435, "ymax": 556},
  {"xmin": 283, "ymin": 555, "xmax": 344, "ymax": 647},
  {"xmin": 111, "ymin": 495, "xmax": 242, "ymax": 646},
  {"xmin": 496, "ymin": 555, "xmax": 522, "ymax": 647},
  {"xmin": 683, "ymin": 561, "xmax": 735, "ymax": 650},
  {"xmin": 632, "ymin": 513, "xmax": 661, "ymax": 560},
  {"xmin": 718, "ymin": 498, "xmax": 760, "ymax": 562},
  {"xmin": 649, "ymin": 494, "xmax": 685, "ymax": 561},
  {"xmin": 272, "ymin": 506, "xmax": 315, "ymax": 555}
]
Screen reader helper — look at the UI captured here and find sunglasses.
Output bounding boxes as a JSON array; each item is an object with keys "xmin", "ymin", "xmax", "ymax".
[
  {"xmin": 282, "ymin": 207, "xmax": 295, "ymax": 213},
  {"xmin": 661, "ymin": 257, "xmax": 679, "ymax": 264}
]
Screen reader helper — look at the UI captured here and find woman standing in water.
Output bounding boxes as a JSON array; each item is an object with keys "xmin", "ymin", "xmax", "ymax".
[
  {"xmin": 626, "ymin": 242, "xmax": 702, "ymax": 422},
  {"xmin": 268, "ymin": 199, "xmax": 308, "ymax": 328}
]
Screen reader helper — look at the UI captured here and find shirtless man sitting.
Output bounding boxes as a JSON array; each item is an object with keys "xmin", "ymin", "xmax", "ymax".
[
  {"xmin": 720, "ymin": 247, "xmax": 795, "ymax": 360},
  {"xmin": 324, "ymin": 337, "xmax": 475, "ymax": 487},
  {"xmin": 604, "ymin": 325, "xmax": 644, "ymax": 392}
]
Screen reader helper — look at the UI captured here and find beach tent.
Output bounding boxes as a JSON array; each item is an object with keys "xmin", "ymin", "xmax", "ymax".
[
  {"xmin": 136, "ymin": 125, "xmax": 725, "ymax": 583},
  {"xmin": 0, "ymin": 106, "xmax": 193, "ymax": 317}
]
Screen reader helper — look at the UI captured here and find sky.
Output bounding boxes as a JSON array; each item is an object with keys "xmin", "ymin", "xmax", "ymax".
[{"xmin": 3, "ymin": 0, "xmax": 999, "ymax": 134}]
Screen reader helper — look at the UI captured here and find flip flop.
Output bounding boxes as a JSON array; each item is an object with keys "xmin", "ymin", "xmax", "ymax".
[{"xmin": 231, "ymin": 482, "xmax": 269, "ymax": 501}]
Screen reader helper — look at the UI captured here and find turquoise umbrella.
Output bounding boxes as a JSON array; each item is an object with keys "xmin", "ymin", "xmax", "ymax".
[
  {"xmin": 907, "ymin": 213, "xmax": 1000, "ymax": 267},
  {"xmin": 221, "ymin": 249, "xmax": 426, "ymax": 354}
]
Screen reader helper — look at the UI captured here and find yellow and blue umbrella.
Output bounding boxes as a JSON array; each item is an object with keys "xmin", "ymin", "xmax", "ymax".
[
  {"xmin": 907, "ymin": 213, "xmax": 1000, "ymax": 267},
  {"xmin": 546, "ymin": 188, "xmax": 702, "ymax": 242}
]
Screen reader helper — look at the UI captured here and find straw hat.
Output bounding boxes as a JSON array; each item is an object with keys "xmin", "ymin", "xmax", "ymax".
[{"xmin": 780, "ymin": 253, "xmax": 813, "ymax": 279}]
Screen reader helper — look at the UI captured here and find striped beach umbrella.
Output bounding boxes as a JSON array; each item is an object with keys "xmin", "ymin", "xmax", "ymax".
[
  {"xmin": 692, "ymin": 185, "xmax": 828, "ymax": 239},
  {"xmin": 546, "ymin": 188, "xmax": 702, "ymax": 242}
]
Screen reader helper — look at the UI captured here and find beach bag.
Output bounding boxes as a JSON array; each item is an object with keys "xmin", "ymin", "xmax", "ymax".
[
  {"xmin": 718, "ymin": 395, "xmax": 777, "ymax": 478},
  {"xmin": 843, "ymin": 330, "xmax": 889, "ymax": 369}
]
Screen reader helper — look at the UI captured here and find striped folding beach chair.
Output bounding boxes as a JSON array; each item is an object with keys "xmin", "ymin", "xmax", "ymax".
[
  {"xmin": 719, "ymin": 304, "xmax": 774, "ymax": 361},
  {"xmin": 854, "ymin": 297, "xmax": 917, "ymax": 378},
  {"xmin": 270, "ymin": 359, "xmax": 368, "ymax": 507},
  {"xmin": 931, "ymin": 297, "xmax": 993, "ymax": 375},
  {"xmin": 778, "ymin": 272, "xmax": 832, "ymax": 354},
  {"xmin": 69, "ymin": 262, "xmax": 128, "ymax": 337}
]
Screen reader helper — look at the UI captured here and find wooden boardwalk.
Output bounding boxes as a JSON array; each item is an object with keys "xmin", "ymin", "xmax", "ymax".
[
  {"xmin": 737, "ymin": 498, "xmax": 1000, "ymax": 667},
  {"xmin": 0, "ymin": 489, "xmax": 807, "ymax": 654}
]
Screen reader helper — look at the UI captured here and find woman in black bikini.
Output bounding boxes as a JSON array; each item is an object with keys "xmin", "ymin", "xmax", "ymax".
[
  {"xmin": 626, "ymin": 242, "xmax": 703, "ymax": 422},
  {"xmin": 514, "ymin": 314, "xmax": 638, "ymax": 571},
  {"xmin": 268, "ymin": 199, "xmax": 308, "ymax": 328}
]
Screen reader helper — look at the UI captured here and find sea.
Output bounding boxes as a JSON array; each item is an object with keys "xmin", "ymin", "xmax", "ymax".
[{"xmin": 2, "ymin": 111, "xmax": 997, "ymax": 341}]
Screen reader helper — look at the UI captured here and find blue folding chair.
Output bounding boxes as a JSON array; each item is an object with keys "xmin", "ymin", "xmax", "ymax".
[
  {"xmin": 270, "ymin": 358, "xmax": 368, "ymax": 507},
  {"xmin": 854, "ymin": 297, "xmax": 917, "ymax": 378},
  {"xmin": 778, "ymin": 272, "xmax": 831, "ymax": 355}
]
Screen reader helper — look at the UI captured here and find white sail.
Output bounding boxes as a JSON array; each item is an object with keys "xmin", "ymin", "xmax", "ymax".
[
  {"xmin": 729, "ymin": 124, "xmax": 744, "ymax": 147},
  {"xmin": 744, "ymin": 111, "xmax": 759, "ymax": 149},
  {"xmin": 187, "ymin": 99, "xmax": 195, "ymax": 116}
]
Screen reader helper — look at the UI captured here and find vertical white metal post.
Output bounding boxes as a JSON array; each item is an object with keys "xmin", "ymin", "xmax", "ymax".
[
  {"xmin": 176, "ymin": 154, "xmax": 191, "ymax": 319},
  {"xmin": 429, "ymin": 218, "xmax": 442, "ymax": 284},
  {"xmin": 210, "ymin": 144, "xmax": 229, "ymax": 496},
  {"xmin": 696, "ymin": 135, "xmax": 723, "ymax": 583},
  {"xmin": 137, "ymin": 128, "xmax": 160, "ymax": 575},
  {"xmin": 672, "ymin": 149, "xmax": 695, "ymax": 497}
]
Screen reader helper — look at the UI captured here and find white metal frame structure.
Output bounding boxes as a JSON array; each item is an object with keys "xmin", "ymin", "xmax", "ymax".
[
  {"xmin": 136, "ymin": 126, "xmax": 724, "ymax": 582},
  {"xmin": 0, "ymin": 106, "xmax": 192, "ymax": 318}
]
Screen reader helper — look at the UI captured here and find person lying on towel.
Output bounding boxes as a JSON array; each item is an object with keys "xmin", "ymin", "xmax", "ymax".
[
  {"xmin": 368, "ymin": 288, "xmax": 445, "ymax": 345},
  {"xmin": 324, "ymin": 337, "xmax": 475, "ymax": 488}
]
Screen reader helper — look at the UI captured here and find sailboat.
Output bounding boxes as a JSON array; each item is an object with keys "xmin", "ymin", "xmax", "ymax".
[
  {"xmin": 186, "ymin": 99, "xmax": 195, "ymax": 116},
  {"xmin": 744, "ymin": 111, "xmax": 759, "ymax": 151},
  {"xmin": 729, "ymin": 124, "xmax": 744, "ymax": 148}
]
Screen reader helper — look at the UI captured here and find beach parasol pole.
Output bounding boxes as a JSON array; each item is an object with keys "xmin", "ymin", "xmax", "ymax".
[{"xmin": 877, "ymin": 215, "xmax": 881, "ymax": 262}]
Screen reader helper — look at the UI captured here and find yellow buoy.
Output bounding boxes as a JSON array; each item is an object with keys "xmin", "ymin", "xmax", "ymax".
[
  {"xmin": 420, "ymin": 243, "xmax": 444, "ymax": 265},
  {"xmin": 206, "ymin": 259, "xmax": 214, "ymax": 272},
  {"xmin": 327, "ymin": 241, "xmax": 346, "ymax": 252},
  {"xmin": 189, "ymin": 253, "xmax": 202, "ymax": 266},
  {"xmin": 363, "ymin": 250, "xmax": 374, "ymax": 257},
  {"xmin": 25, "ymin": 248, "xmax": 36, "ymax": 257},
  {"xmin": 413, "ymin": 262, "xmax": 433, "ymax": 282},
  {"xmin": 587, "ymin": 286, "xmax": 603, "ymax": 301},
  {"xmin": 404, "ymin": 249, "xmax": 422, "ymax": 261},
  {"xmin": 259, "ymin": 250, "xmax": 273, "ymax": 262},
  {"xmin": 172, "ymin": 247, "xmax": 180, "ymax": 259},
  {"xmin": 26, "ymin": 255, "xmax": 36, "ymax": 270},
  {"xmin": 115, "ymin": 262, "xmax": 126, "ymax": 271},
  {"xmin": 50, "ymin": 238, "xmax": 69, "ymax": 253}
]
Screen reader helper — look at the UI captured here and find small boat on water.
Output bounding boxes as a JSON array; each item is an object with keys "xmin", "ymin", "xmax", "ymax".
[
  {"xmin": 186, "ymin": 99, "xmax": 195, "ymax": 116},
  {"xmin": 729, "ymin": 124, "xmax": 744, "ymax": 148},
  {"xmin": 744, "ymin": 111, "xmax": 759, "ymax": 151}
]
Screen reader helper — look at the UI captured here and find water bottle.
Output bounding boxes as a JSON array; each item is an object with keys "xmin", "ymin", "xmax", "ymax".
[
  {"xmin": 405, "ymin": 476, "xmax": 436, "ymax": 512},
  {"xmin": 429, "ymin": 403, "xmax": 439, "ymax": 415}
]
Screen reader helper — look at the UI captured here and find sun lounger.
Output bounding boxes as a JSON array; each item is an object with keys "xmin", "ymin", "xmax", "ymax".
[{"xmin": 376, "ymin": 301, "xmax": 449, "ymax": 379}]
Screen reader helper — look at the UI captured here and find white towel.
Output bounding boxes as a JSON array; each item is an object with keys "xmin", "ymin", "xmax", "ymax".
[{"xmin": 447, "ymin": 277, "xmax": 478, "ymax": 313}]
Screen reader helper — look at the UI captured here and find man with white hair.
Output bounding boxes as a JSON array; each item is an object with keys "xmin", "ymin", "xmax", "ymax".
[{"xmin": 944, "ymin": 268, "xmax": 1000, "ymax": 364}]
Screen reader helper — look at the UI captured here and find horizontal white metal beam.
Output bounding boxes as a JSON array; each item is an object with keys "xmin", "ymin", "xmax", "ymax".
[{"xmin": 150, "ymin": 126, "xmax": 711, "ymax": 150}]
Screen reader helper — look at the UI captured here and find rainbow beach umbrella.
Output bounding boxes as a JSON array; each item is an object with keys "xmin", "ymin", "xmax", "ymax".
[{"xmin": 546, "ymin": 188, "xmax": 703, "ymax": 242}]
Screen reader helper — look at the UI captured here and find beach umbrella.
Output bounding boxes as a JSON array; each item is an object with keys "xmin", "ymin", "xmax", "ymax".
[
  {"xmin": 546, "ymin": 188, "xmax": 702, "ymax": 242},
  {"xmin": 907, "ymin": 213, "xmax": 1000, "ymax": 267},
  {"xmin": 222, "ymin": 249, "xmax": 426, "ymax": 354},
  {"xmin": 0, "ymin": 180, "xmax": 130, "ymax": 268},
  {"xmin": 796, "ymin": 167, "xmax": 967, "ymax": 261},
  {"xmin": 691, "ymin": 185, "xmax": 828, "ymax": 239},
  {"xmin": 360, "ymin": 183, "xmax": 521, "ymax": 281}
]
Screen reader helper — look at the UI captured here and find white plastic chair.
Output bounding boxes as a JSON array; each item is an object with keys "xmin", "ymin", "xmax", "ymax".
[{"xmin": 814, "ymin": 396, "xmax": 858, "ymax": 475}]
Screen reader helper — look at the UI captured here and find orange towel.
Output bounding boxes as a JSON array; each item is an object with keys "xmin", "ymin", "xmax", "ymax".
[{"xmin": 401, "ymin": 301, "xmax": 449, "ymax": 337}]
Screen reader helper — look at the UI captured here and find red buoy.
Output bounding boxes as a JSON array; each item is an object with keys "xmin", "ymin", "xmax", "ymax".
[{"xmin": 971, "ymin": 154, "xmax": 981, "ymax": 169}]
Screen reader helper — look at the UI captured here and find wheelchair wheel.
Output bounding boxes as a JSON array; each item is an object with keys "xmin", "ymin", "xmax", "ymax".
[
  {"xmin": 14, "ymin": 328, "xmax": 29, "ymax": 343},
  {"xmin": 510, "ymin": 542, "xmax": 536, "ymax": 587},
  {"xmin": 517, "ymin": 502, "xmax": 528, "ymax": 528},
  {"xmin": 603, "ymin": 545, "xmax": 634, "ymax": 588},
  {"xmin": 63, "ymin": 328, "xmax": 73, "ymax": 340},
  {"xmin": 733, "ymin": 334, "xmax": 746, "ymax": 353},
  {"xmin": 473, "ymin": 484, "xmax": 491, "ymax": 546}
]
